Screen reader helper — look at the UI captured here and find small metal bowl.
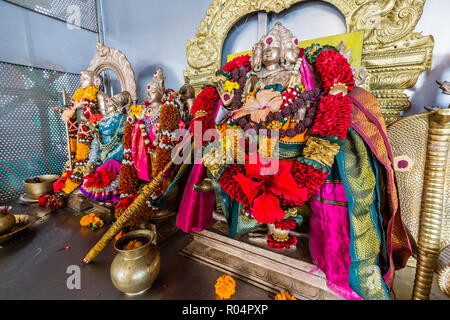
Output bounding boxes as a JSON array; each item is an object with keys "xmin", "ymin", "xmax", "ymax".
[
  {"xmin": 0, "ymin": 214, "xmax": 37, "ymax": 244},
  {"xmin": 24, "ymin": 174, "xmax": 59, "ymax": 199}
]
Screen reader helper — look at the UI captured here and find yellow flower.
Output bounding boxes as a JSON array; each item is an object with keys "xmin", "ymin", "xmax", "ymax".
[
  {"xmin": 82, "ymin": 85, "xmax": 99, "ymax": 102},
  {"xmin": 274, "ymin": 291, "xmax": 297, "ymax": 300},
  {"xmin": 266, "ymin": 120, "xmax": 283, "ymax": 129},
  {"xmin": 75, "ymin": 142, "xmax": 91, "ymax": 161},
  {"xmin": 215, "ymin": 274, "xmax": 236, "ymax": 300},
  {"xmin": 130, "ymin": 104, "xmax": 144, "ymax": 120},
  {"xmin": 223, "ymin": 80, "xmax": 240, "ymax": 92},
  {"xmin": 80, "ymin": 213, "xmax": 104, "ymax": 230},
  {"xmin": 62, "ymin": 178, "xmax": 81, "ymax": 194},
  {"xmin": 71, "ymin": 87, "xmax": 85, "ymax": 102}
]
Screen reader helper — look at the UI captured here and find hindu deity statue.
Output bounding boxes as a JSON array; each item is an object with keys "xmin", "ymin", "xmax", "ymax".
[
  {"xmin": 176, "ymin": 22, "xmax": 412, "ymax": 300},
  {"xmin": 48, "ymin": 70, "xmax": 106, "ymax": 209},
  {"xmin": 114, "ymin": 68, "xmax": 188, "ymax": 227},
  {"xmin": 178, "ymin": 76, "xmax": 196, "ymax": 124},
  {"xmin": 78, "ymin": 90, "xmax": 132, "ymax": 203}
]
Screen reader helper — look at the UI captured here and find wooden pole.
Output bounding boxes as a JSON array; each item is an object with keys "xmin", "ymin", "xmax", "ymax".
[{"xmin": 62, "ymin": 88, "xmax": 73, "ymax": 171}]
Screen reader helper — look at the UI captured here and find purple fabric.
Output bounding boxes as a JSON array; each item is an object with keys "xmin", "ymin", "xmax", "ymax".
[
  {"xmin": 309, "ymin": 183, "xmax": 362, "ymax": 300},
  {"xmin": 79, "ymin": 159, "xmax": 121, "ymax": 204},
  {"xmin": 176, "ymin": 163, "xmax": 215, "ymax": 232},
  {"xmin": 79, "ymin": 188, "xmax": 120, "ymax": 203}
]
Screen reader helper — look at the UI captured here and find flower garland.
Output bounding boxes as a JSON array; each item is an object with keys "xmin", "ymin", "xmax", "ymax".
[
  {"xmin": 47, "ymin": 85, "xmax": 99, "ymax": 210},
  {"xmin": 195, "ymin": 45, "xmax": 354, "ymax": 249},
  {"xmin": 150, "ymin": 91, "xmax": 181, "ymax": 202},
  {"xmin": 114, "ymin": 120, "xmax": 145, "ymax": 227},
  {"xmin": 189, "ymin": 85, "xmax": 219, "ymax": 142}
]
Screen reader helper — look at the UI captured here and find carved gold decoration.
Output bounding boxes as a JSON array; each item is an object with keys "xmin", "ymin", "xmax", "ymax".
[
  {"xmin": 303, "ymin": 137, "xmax": 340, "ymax": 167},
  {"xmin": 202, "ymin": 145, "xmax": 226, "ymax": 177},
  {"xmin": 285, "ymin": 207, "xmax": 298, "ymax": 218},
  {"xmin": 88, "ymin": 43, "xmax": 138, "ymax": 104},
  {"xmin": 185, "ymin": 0, "xmax": 434, "ymax": 124},
  {"xmin": 389, "ymin": 108, "xmax": 450, "ymax": 300}
]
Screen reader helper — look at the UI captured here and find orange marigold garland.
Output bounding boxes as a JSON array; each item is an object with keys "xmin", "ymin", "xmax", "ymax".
[
  {"xmin": 47, "ymin": 86, "xmax": 99, "ymax": 210},
  {"xmin": 153, "ymin": 95, "xmax": 180, "ymax": 185}
]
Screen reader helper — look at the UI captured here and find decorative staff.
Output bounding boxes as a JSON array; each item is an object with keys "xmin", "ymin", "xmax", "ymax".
[
  {"xmin": 82, "ymin": 131, "xmax": 192, "ymax": 263},
  {"xmin": 61, "ymin": 88, "xmax": 73, "ymax": 171}
]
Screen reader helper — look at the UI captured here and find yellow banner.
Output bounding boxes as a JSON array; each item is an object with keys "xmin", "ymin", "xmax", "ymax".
[{"xmin": 227, "ymin": 31, "xmax": 364, "ymax": 67}]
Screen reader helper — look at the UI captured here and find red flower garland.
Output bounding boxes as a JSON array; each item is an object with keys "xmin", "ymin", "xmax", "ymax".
[
  {"xmin": 315, "ymin": 50, "xmax": 354, "ymax": 94},
  {"xmin": 217, "ymin": 163, "xmax": 249, "ymax": 207},
  {"xmin": 291, "ymin": 161, "xmax": 328, "ymax": 198},
  {"xmin": 267, "ymin": 234, "xmax": 297, "ymax": 250},
  {"xmin": 310, "ymin": 93, "xmax": 352, "ymax": 140},
  {"xmin": 189, "ymin": 85, "xmax": 219, "ymax": 136},
  {"xmin": 274, "ymin": 219, "xmax": 297, "ymax": 230},
  {"xmin": 83, "ymin": 168, "xmax": 117, "ymax": 188},
  {"xmin": 221, "ymin": 55, "xmax": 251, "ymax": 73}
]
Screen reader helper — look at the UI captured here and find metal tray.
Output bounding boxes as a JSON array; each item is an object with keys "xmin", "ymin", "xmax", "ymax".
[{"xmin": 0, "ymin": 214, "xmax": 37, "ymax": 244}]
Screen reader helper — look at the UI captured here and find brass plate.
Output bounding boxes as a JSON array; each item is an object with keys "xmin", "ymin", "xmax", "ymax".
[{"xmin": 0, "ymin": 214, "xmax": 37, "ymax": 244}]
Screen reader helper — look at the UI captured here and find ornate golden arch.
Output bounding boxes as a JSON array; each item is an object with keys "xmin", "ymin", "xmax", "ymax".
[{"xmin": 184, "ymin": 0, "xmax": 434, "ymax": 124}]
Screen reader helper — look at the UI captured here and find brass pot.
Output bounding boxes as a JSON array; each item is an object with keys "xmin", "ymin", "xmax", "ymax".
[
  {"xmin": 110, "ymin": 229, "xmax": 161, "ymax": 296},
  {"xmin": 0, "ymin": 206, "xmax": 15, "ymax": 234},
  {"xmin": 24, "ymin": 174, "xmax": 60, "ymax": 199}
]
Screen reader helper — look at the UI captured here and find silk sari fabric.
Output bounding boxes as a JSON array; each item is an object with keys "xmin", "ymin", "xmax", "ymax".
[
  {"xmin": 310, "ymin": 87, "xmax": 412, "ymax": 300},
  {"xmin": 349, "ymin": 87, "xmax": 412, "ymax": 290},
  {"xmin": 131, "ymin": 120, "xmax": 152, "ymax": 181},
  {"xmin": 336, "ymin": 128, "xmax": 391, "ymax": 299},
  {"xmin": 97, "ymin": 113, "xmax": 125, "ymax": 163},
  {"xmin": 309, "ymin": 168, "xmax": 362, "ymax": 300}
]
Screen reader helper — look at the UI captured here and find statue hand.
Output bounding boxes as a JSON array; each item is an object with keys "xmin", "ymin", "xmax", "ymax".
[
  {"xmin": 217, "ymin": 81, "xmax": 234, "ymax": 108},
  {"xmin": 62, "ymin": 108, "xmax": 75, "ymax": 123}
]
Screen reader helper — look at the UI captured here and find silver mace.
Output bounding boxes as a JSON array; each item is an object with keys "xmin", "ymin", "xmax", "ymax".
[{"xmin": 62, "ymin": 88, "xmax": 73, "ymax": 171}]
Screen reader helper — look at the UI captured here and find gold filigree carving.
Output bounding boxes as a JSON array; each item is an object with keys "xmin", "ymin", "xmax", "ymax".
[{"xmin": 185, "ymin": 0, "xmax": 434, "ymax": 125}]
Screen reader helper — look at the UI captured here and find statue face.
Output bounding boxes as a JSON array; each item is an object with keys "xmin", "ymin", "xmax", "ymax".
[
  {"xmin": 147, "ymin": 84, "xmax": 162, "ymax": 104},
  {"xmin": 285, "ymin": 37, "xmax": 300, "ymax": 66},
  {"xmin": 80, "ymin": 71, "xmax": 102, "ymax": 89},
  {"xmin": 261, "ymin": 35, "xmax": 281, "ymax": 68}
]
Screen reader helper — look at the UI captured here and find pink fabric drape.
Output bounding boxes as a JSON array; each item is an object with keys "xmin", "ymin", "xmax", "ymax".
[
  {"xmin": 176, "ymin": 163, "xmax": 215, "ymax": 232},
  {"xmin": 309, "ymin": 183, "xmax": 362, "ymax": 300},
  {"xmin": 131, "ymin": 120, "xmax": 152, "ymax": 181}
]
